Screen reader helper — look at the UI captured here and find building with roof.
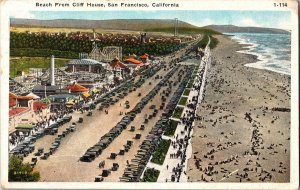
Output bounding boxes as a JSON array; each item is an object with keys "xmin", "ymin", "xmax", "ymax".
[
  {"xmin": 109, "ymin": 58, "xmax": 129, "ymax": 79},
  {"xmin": 48, "ymin": 94, "xmax": 77, "ymax": 111},
  {"xmin": 32, "ymin": 85, "xmax": 69, "ymax": 98},
  {"xmin": 124, "ymin": 58, "xmax": 144, "ymax": 67},
  {"xmin": 140, "ymin": 53, "xmax": 149, "ymax": 64},
  {"xmin": 66, "ymin": 83, "xmax": 89, "ymax": 94},
  {"xmin": 110, "ymin": 58, "xmax": 127, "ymax": 69},
  {"xmin": 66, "ymin": 58, "xmax": 107, "ymax": 73},
  {"xmin": 9, "ymin": 92, "xmax": 33, "ymax": 108}
]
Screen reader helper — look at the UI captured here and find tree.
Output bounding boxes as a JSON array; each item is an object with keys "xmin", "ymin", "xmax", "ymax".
[{"xmin": 9, "ymin": 155, "xmax": 40, "ymax": 182}]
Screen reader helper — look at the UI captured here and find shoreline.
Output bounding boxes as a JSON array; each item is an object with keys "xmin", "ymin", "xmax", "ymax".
[
  {"xmin": 226, "ymin": 33, "xmax": 291, "ymax": 76},
  {"xmin": 187, "ymin": 34, "xmax": 291, "ymax": 182}
]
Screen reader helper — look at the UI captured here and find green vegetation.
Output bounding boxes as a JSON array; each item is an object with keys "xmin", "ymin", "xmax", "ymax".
[
  {"xmin": 144, "ymin": 27, "xmax": 221, "ymax": 35},
  {"xmin": 10, "ymin": 57, "xmax": 69, "ymax": 77},
  {"xmin": 196, "ymin": 34, "xmax": 219, "ymax": 49},
  {"xmin": 10, "ymin": 32, "xmax": 188, "ymax": 59},
  {"xmin": 164, "ymin": 120, "xmax": 179, "ymax": 137},
  {"xmin": 178, "ymin": 97, "xmax": 188, "ymax": 106},
  {"xmin": 196, "ymin": 35, "xmax": 209, "ymax": 49},
  {"xmin": 11, "ymin": 48, "xmax": 78, "ymax": 59},
  {"xmin": 183, "ymin": 89, "xmax": 190, "ymax": 96},
  {"xmin": 187, "ymin": 81, "xmax": 194, "ymax": 88},
  {"xmin": 151, "ymin": 139, "xmax": 171, "ymax": 165},
  {"xmin": 141, "ymin": 168, "xmax": 160, "ymax": 182},
  {"xmin": 9, "ymin": 155, "xmax": 40, "ymax": 182},
  {"xmin": 172, "ymin": 106, "xmax": 184, "ymax": 119},
  {"xmin": 209, "ymin": 35, "xmax": 219, "ymax": 49}
]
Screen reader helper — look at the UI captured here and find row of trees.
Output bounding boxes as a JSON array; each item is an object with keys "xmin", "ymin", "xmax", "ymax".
[{"xmin": 10, "ymin": 32, "xmax": 187, "ymax": 59}]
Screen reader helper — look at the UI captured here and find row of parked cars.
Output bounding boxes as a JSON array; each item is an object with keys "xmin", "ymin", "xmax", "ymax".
[
  {"xmin": 9, "ymin": 115, "xmax": 73, "ymax": 160},
  {"xmin": 120, "ymin": 65, "xmax": 195, "ymax": 181},
  {"xmin": 80, "ymin": 65, "xmax": 165, "ymax": 163}
]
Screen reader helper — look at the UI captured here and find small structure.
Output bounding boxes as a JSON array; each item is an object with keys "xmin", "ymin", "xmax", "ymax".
[
  {"xmin": 32, "ymin": 101, "xmax": 48, "ymax": 112},
  {"xmin": 109, "ymin": 58, "xmax": 128, "ymax": 79},
  {"xmin": 32, "ymin": 85, "xmax": 67, "ymax": 98},
  {"xmin": 109, "ymin": 58, "xmax": 127, "ymax": 69},
  {"xmin": 66, "ymin": 83, "xmax": 89, "ymax": 94},
  {"xmin": 123, "ymin": 58, "xmax": 143, "ymax": 67},
  {"xmin": 140, "ymin": 53, "xmax": 149, "ymax": 64},
  {"xmin": 9, "ymin": 92, "xmax": 33, "ymax": 107},
  {"xmin": 66, "ymin": 59, "xmax": 106, "ymax": 73}
]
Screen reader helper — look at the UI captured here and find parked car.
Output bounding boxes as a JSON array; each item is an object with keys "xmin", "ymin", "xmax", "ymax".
[
  {"xmin": 30, "ymin": 157, "xmax": 38, "ymax": 167},
  {"xmin": 94, "ymin": 176, "xmax": 104, "ymax": 182}
]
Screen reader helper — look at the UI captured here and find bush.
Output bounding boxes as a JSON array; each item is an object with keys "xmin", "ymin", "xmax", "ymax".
[
  {"xmin": 172, "ymin": 107, "xmax": 184, "ymax": 119},
  {"xmin": 164, "ymin": 120, "xmax": 179, "ymax": 137},
  {"xmin": 151, "ymin": 139, "xmax": 171, "ymax": 165},
  {"xmin": 141, "ymin": 168, "xmax": 160, "ymax": 182},
  {"xmin": 9, "ymin": 155, "xmax": 40, "ymax": 182}
]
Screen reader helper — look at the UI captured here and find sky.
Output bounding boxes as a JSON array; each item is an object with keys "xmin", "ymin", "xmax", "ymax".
[{"xmin": 10, "ymin": 10, "xmax": 291, "ymax": 30}]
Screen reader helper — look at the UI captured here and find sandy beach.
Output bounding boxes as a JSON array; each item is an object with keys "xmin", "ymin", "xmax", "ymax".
[{"xmin": 187, "ymin": 35, "xmax": 291, "ymax": 182}]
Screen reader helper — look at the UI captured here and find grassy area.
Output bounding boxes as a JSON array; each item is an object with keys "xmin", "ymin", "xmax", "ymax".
[
  {"xmin": 183, "ymin": 89, "xmax": 190, "ymax": 96},
  {"xmin": 10, "ymin": 57, "xmax": 69, "ymax": 77},
  {"xmin": 141, "ymin": 168, "xmax": 160, "ymax": 182},
  {"xmin": 187, "ymin": 82, "xmax": 193, "ymax": 89},
  {"xmin": 178, "ymin": 97, "xmax": 188, "ymax": 106},
  {"xmin": 151, "ymin": 139, "xmax": 171, "ymax": 165},
  {"xmin": 196, "ymin": 34, "xmax": 219, "ymax": 49},
  {"xmin": 209, "ymin": 35, "xmax": 219, "ymax": 49},
  {"xmin": 145, "ymin": 27, "xmax": 221, "ymax": 35},
  {"xmin": 172, "ymin": 106, "xmax": 184, "ymax": 119},
  {"xmin": 164, "ymin": 120, "xmax": 179, "ymax": 137}
]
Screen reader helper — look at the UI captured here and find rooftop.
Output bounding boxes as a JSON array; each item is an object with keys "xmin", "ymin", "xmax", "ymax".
[{"xmin": 67, "ymin": 59, "xmax": 107, "ymax": 66}]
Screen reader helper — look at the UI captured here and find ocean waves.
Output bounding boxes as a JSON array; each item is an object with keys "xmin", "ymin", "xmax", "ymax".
[{"xmin": 229, "ymin": 33, "xmax": 291, "ymax": 75}]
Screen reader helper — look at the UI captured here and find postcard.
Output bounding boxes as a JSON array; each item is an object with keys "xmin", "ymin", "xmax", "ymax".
[{"xmin": 0, "ymin": 0, "xmax": 298, "ymax": 189}]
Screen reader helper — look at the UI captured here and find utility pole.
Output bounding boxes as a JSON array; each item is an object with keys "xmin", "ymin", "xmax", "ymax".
[{"xmin": 174, "ymin": 18, "xmax": 178, "ymax": 37}]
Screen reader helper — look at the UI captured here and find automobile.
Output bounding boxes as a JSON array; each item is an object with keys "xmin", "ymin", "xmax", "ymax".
[
  {"xmin": 111, "ymin": 163, "xmax": 119, "ymax": 171},
  {"xmin": 70, "ymin": 126, "xmax": 76, "ymax": 132},
  {"xmin": 110, "ymin": 153, "xmax": 117, "ymax": 159},
  {"xmin": 127, "ymin": 140, "xmax": 133, "ymax": 146},
  {"xmin": 30, "ymin": 157, "xmax": 38, "ymax": 167},
  {"xmin": 41, "ymin": 152, "xmax": 50, "ymax": 160},
  {"xmin": 49, "ymin": 147, "xmax": 57, "ymax": 154},
  {"xmin": 119, "ymin": 149, "xmax": 125, "ymax": 155},
  {"xmin": 94, "ymin": 176, "xmax": 104, "ymax": 182},
  {"xmin": 87, "ymin": 112, "xmax": 92, "ymax": 116},
  {"xmin": 28, "ymin": 144, "xmax": 35, "ymax": 153},
  {"xmin": 149, "ymin": 105, "xmax": 156, "ymax": 109},
  {"xmin": 134, "ymin": 134, "xmax": 141, "ymax": 139},
  {"xmin": 130, "ymin": 126, "xmax": 135, "ymax": 132},
  {"xmin": 51, "ymin": 128, "xmax": 58, "ymax": 135},
  {"xmin": 80, "ymin": 152, "xmax": 96, "ymax": 162},
  {"xmin": 101, "ymin": 170, "xmax": 111, "ymax": 177},
  {"xmin": 78, "ymin": 117, "xmax": 83, "ymax": 123}
]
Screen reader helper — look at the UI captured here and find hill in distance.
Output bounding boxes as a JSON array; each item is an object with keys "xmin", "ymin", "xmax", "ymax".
[
  {"xmin": 204, "ymin": 25, "xmax": 290, "ymax": 34},
  {"xmin": 11, "ymin": 18, "xmax": 198, "ymax": 31}
]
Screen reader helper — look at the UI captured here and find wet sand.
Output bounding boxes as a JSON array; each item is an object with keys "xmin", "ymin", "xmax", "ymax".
[{"xmin": 187, "ymin": 35, "xmax": 291, "ymax": 182}]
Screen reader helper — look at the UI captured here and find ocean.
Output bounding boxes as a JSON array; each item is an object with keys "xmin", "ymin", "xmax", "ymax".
[{"xmin": 228, "ymin": 33, "xmax": 291, "ymax": 75}]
